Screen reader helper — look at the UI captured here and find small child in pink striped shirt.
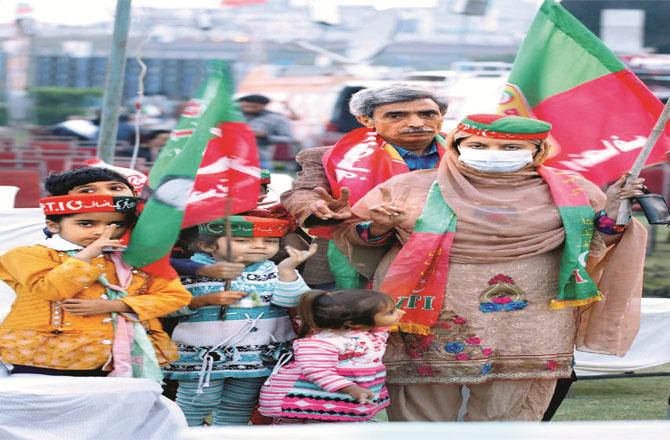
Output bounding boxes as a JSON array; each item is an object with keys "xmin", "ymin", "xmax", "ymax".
[{"xmin": 259, "ymin": 289, "xmax": 405, "ymax": 423}]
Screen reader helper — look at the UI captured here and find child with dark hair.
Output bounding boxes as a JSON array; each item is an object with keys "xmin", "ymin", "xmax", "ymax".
[
  {"xmin": 163, "ymin": 215, "xmax": 317, "ymax": 427},
  {"xmin": 44, "ymin": 167, "xmax": 135, "ymax": 196},
  {"xmin": 0, "ymin": 192, "xmax": 191, "ymax": 379},
  {"xmin": 259, "ymin": 289, "xmax": 405, "ymax": 423}
]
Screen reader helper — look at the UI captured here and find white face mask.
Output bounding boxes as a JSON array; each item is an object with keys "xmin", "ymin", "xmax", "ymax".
[{"xmin": 457, "ymin": 147, "xmax": 534, "ymax": 173}]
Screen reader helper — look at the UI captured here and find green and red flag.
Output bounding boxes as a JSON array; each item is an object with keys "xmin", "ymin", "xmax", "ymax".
[
  {"xmin": 498, "ymin": 0, "xmax": 670, "ymax": 185},
  {"xmin": 123, "ymin": 62, "xmax": 261, "ymax": 276}
]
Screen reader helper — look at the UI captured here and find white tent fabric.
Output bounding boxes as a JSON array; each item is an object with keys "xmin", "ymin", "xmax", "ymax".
[
  {"xmin": 0, "ymin": 208, "xmax": 669, "ymax": 377},
  {"xmin": 0, "ymin": 375, "xmax": 187, "ymax": 440},
  {"xmin": 574, "ymin": 298, "xmax": 670, "ymax": 376},
  {"xmin": 0, "ymin": 208, "xmax": 45, "ymax": 321}
]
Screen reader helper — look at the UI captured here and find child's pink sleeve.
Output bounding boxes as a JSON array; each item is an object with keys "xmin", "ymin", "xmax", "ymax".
[
  {"xmin": 293, "ymin": 339, "xmax": 354, "ymax": 392},
  {"xmin": 371, "ymin": 328, "xmax": 390, "ymax": 343}
]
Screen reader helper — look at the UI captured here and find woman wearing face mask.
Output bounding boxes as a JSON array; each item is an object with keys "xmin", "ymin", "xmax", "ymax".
[{"xmin": 333, "ymin": 114, "xmax": 647, "ymax": 421}]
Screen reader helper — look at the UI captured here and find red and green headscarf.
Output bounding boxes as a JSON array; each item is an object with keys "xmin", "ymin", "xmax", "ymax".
[{"xmin": 457, "ymin": 114, "xmax": 552, "ymax": 140}]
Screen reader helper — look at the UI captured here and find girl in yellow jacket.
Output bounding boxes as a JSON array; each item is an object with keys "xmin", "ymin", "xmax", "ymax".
[{"xmin": 0, "ymin": 191, "xmax": 191, "ymax": 380}]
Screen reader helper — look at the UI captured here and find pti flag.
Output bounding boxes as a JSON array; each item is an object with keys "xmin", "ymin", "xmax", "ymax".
[
  {"xmin": 123, "ymin": 62, "xmax": 260, "ymax": 273},
  {"xmin": 498, "ymin": 0, "xmax": 669, "ymax": 185}
]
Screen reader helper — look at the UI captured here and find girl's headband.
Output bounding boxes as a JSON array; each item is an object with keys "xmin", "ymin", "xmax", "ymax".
[
  {"xmin": 40, "ymin": 195, "xmax": 140, "ymax": 215},
  {"xmin": 198, "ymin": 215, "xmax": 293, "ymax": 237}
]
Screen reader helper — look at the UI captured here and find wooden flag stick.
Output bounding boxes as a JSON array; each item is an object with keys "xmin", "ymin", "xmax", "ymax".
[
  {"xmin": 616, "ymin": 98, "xmax": 670, "ymax": 225},
  {"xmin": 224, "ymin": 194, "xmax": 233, "ymax": 290}
]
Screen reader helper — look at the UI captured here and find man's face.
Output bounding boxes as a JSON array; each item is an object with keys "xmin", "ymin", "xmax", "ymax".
[
  {"xmin": 356, "ymin": 98, "xmax": 444, "ymax": 151},
  {"xmin": 238, "ymin": 101, "xmax": 266, "ymax": 115}
]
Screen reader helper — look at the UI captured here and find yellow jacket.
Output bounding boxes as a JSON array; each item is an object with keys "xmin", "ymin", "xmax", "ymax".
[{"xmin": 0, "ymin": 245, "xmax": 191, "ymax": 370}]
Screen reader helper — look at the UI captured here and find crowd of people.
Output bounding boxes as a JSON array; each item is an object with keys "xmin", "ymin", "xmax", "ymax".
[{"xmin": 0, "ymin": 84, "xmax": 648, "ymax": 428}]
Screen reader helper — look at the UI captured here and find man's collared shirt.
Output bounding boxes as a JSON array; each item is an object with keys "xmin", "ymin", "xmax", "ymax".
[{"xmin": 392, "ymin": 142, "xmax": 439, "ymax": 171}]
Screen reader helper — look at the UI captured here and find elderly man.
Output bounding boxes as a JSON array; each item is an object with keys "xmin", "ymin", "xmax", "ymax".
[{"xmin": 281, "ymin": 84, "xmax": 448, "ymax": 288}]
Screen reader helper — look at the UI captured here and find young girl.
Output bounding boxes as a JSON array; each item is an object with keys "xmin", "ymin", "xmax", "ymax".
[
  {"xmin": 259, "ymin": 289, "xmax": 405, "ymax": 423},
  {"xmin": 162, "ymin": 215, "xmax": 317, "ymax": 426},
  {"xmin": 0, "ymin": 193, "xmax": 191, "ymax": 379}
]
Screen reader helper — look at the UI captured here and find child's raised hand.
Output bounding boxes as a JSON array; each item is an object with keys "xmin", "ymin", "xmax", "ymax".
[
  {"xmin": 340, "ymin": 384, "xmax": 375, "ymax": 404},
  {"xmin": 190, "ymin": 290, "xmax": 246, "ymax": 308},
  {"xmin": 276, "ymin": 243, "xmax": 317, "ymax": 282},
  {"xmin": 196, "ymin": 258, "xmax": 245, "ymax": 280},
  {"xmin": 73, "ymin": 224, "xmax": 126, "ymax": 263},
  {"xmin": 277, "ymin": 243, "xmax": 318, "ymax": 272}
]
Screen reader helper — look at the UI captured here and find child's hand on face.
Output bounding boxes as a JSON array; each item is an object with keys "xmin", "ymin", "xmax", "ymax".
[
  {"xmin": 340, "ymin": 384, "xmax": 375, "ymax": 404},
  {"xmin": 277, "ymin": 244, "xmax": 318, "ymax": 281},
  {"xmin": 73, "ymin": 224, "xmax": 126, "ymax": 263},
  {"xmin": 196, "ymin": 259, "xmax": 245, "ymax": 280},
  {"xmin": 61, "ymin": 298, "xmax": 131, "ymax": 316},
  {"xmin": 190, "ymin": 291, "xmax": 246, "ymax": 309}
]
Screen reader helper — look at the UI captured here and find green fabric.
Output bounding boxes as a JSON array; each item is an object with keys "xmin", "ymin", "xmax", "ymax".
[
  {"xmin": 555, "ymin": 205, "xmax": 598, "ymax": 302},
  {"xmin": 507, "ymin": 0, "xmax": 626, "ymax": 108},
  {"xmin": 124, "ymin": 61, "xmax": 241, "ymax": 268},
  {"xmin": 327, "ymin": 241, "xmax": 366, "ymax": 289},
  {"xmin": 413, "ymin": 181, "xmax": 456, "ymax": 234},
  {"xmin": 460, "ymin": 115, "xmax": 551, "ymax": 135}
]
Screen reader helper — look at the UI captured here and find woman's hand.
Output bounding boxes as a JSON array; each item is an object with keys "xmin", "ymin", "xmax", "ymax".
[
  {"xmin": 189, "ymin": 291, "xmax": 246, "ymax": 309},
  {"xmin": 604, "ymin": 174, "xmax": 647, "ymax": 219},
  {"xmin": 340, "ymin": 384, "xmax": 375, "ymax": 404},
  {"xmin": 277, "ymin": 244, "xmax": 318, "ymax": 281},
  {"xmin": 368, "ymin": 186, "xmax": 410, "ymax": 234}
]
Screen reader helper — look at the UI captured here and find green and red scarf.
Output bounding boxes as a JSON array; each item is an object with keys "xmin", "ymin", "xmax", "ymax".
[
  {"xmin": 318, "ymin": 128, "xmax": 446, "ymax": 288},
  {"xmin": 381, "ymin": 166, "xmax": 602, "ymax": 335}
]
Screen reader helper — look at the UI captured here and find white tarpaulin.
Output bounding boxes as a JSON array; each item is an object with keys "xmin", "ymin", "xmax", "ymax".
[
  {"xmin": 574, "ymin": 298, "xmax": 670, "ymax": 375},
  {"xmin": 0, "ymin": 375, "xmax": 187, "ymax": 440},
  {"xmin": 0, "ymin": 208, "xmax": 45, "ymax": 321},
  {"xmin": 1, "ymin": 208, "xmax": 669, "ymax": 376}
]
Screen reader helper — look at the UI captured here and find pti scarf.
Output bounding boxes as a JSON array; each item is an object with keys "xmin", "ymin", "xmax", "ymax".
[{"xmin": 381, "ymin": 166, "xmax": 602, "ymax": 335}]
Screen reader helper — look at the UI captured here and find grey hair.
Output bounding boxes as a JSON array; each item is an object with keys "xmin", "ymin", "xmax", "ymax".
[{"xmin": 348, "ymin": 83, "xmax": 449, "ymax": 118}]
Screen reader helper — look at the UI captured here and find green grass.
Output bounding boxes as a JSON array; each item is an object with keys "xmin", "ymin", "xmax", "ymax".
[
  {"xmin": 553, "ymin": 368, "xmax": 670, "ymax": 421},
  {"xmin": 643, "ymin": 221, "xmax": 670, "ymax": 297}
]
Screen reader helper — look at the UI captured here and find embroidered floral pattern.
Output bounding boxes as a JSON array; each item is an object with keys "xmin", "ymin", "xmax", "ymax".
[
  {"xmin": 416, "ymin": 365, "xmax": 436, "ymax": 377},
  {"xmin": 479, "ymin": 274, "xmax": 528, "ymax": 313},
  {"xmin": 403, "ymin": 311, "xmax": 494, "ymax": 378}
]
